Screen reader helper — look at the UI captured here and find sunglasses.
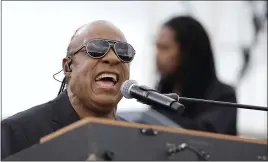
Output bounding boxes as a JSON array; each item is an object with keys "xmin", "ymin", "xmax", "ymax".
[{"xmin": 68, "ymin": 39, "xmax": 136, "ymax": 63}]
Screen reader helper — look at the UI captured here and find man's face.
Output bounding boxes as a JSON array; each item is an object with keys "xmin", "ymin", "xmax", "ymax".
[
  {"xmin": 64, "ymin": 23, "xmax": 130, "ymax": 114},
  {"xmin": 155, "ymin": 26, "xmax": 179, "ymax": 77}
]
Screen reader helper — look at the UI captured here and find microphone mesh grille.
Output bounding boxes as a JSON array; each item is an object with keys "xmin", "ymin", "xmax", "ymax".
[{"xmin": 120, "ymin": 80, "xmax": 138, "ymax": 99}]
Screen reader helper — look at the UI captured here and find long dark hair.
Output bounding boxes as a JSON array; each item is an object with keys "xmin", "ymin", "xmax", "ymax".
[{"xmin": 157, "ymin": 16, "xmax": 217, "ymax": 110}]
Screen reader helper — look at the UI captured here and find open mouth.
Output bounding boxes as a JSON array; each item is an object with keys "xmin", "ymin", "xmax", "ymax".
[{"xmin": 95, "ymin": 72, "xmax": 119, "ymax": 88}]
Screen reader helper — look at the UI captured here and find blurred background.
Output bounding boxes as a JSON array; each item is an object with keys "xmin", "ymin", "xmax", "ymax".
[{"xmin": 2, "ymin": 1, "xmax": 267, "ymax": 139}]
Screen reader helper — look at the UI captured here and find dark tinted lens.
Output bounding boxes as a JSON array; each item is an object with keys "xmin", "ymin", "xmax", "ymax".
[
  {"xmin": 114, "ymin": 42, "xmax": 135, "ymax": 62},
  {"xmin": 86, "ymin": 39, "xmax": 110, "ymax": 58}
]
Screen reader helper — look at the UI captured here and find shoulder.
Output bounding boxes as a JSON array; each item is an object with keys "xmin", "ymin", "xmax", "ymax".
[
  {"xmin": 207, "ymin": 79, "xmax": 236, "ymax": 102},
  {"xmin": 1, "ymin": 101, "xmax": 54, "ymax": 159},
  {"xmin": 3, "ymin": 101, "xmax": 53, "ymax": 127},
  {"xmin": 217, "ymin": 81, "xmax": 235, "ymax": 94},
  {"xmin": 2, "ymin": 101, "xmax": 55, "ymax": 144}
]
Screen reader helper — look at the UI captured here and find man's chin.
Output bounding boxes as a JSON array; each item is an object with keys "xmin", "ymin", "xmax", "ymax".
[{"xmin": 91, "ymin": 94, "xmax": 120, "ymax": 109}]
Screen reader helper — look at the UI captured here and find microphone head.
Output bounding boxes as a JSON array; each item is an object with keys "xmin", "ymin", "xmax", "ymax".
[{"xmin": 120, "ymin": 80, "xmax": 138, "ymax": 99}]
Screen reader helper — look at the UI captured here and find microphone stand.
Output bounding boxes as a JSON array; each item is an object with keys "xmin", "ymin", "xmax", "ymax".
[
  {"xmin": 179, "ymin": 97, "xmax": 267, "ymax": 111},
  {"xmin": 133, "ymin": 85, "xmax": 267, "ymax": 112}
]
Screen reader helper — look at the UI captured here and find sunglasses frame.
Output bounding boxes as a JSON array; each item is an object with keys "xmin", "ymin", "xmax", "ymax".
[{"xmin": 68, "ymin": 38, "xmax": 135, "ymax": 63}]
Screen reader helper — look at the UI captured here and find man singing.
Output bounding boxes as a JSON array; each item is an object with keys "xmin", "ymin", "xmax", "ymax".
[{"xmin": 1, "ymin": 20, "xmax": 136, "ymax": 159}]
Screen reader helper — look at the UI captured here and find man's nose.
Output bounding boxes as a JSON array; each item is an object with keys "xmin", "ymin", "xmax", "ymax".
[{"xmin": 101, "ymin": 48, "xmax": 121, "ymax": 65}]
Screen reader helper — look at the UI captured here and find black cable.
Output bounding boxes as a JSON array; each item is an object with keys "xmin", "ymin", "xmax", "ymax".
[
  {"xmin": 53, "ymin": 69, "xmax": 63, "ymax": 82},
  {"xmin": 57, "ymin": 77, "xmax": 66, "ymax": 96},
  {"xmin": 167, "ymin": 143, "xmax": 210, "ymax": 161},
  {"xmin": 53, "ymin": 57, "xmax": 73, "ymax": 96},
  {"xmin": 52, "ymin": 69, "xmax": 66, "ymax": 96}
]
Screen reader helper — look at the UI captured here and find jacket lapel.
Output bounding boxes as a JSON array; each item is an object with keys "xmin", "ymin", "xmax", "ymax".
[{"xmin": 50, "ymin": 90, "xmax": 80, "ymax": 131}]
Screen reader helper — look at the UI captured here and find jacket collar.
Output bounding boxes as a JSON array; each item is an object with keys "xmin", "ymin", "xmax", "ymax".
[
  {"xmin": 51, "ymin": 90, "xmax": 80, "ymax": 130},
  {"xmin": 51, "ymin": 90, "xmax": 127, "ymax": 130}
]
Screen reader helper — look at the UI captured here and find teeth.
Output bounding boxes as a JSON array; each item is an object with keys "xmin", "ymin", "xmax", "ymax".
[{"xmin": 95, "ymin": 73, "xmax": 117, "ymax": 82}]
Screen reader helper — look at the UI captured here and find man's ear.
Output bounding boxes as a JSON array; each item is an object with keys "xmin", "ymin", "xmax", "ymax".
[{"xmin": 62, "ymin": 57, "xmax": 72, "ymax": 74}]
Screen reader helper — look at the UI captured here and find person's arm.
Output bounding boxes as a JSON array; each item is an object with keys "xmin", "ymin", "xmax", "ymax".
[{"xmin": 175, "ymin": 92, "xmax": 237, "ymax": 135}]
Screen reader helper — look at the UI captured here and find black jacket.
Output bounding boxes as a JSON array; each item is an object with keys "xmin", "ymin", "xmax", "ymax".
[
  {"xmin": 1, "ymin": 90, "xmax": 126, "ymax": 160},
  {"xmin": 152, "ymin": 79, "xmax": 237, "ymax": 135}
]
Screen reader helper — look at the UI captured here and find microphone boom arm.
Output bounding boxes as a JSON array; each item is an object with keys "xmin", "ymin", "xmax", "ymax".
[{"xmin": 179, "ymin": 97, "xmax": 267, "ymax": 111}]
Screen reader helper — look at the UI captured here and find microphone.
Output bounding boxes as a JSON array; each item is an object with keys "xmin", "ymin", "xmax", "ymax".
[
  {"xmin": 120, "ymin": 80, "xmax": 185, "ymax": 114},
  {"xmin": 121, "ymin": 80, "xmax": 268, "ymax": 112}
]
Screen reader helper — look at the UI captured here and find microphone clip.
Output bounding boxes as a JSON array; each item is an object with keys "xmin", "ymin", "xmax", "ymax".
[
  {"xmin": 139, "ymin": 85, "xmax": 160, "ymax": 93},
  {"xmin": 138, "ymin": 86, "xmax": 185, "ymax": 114}
]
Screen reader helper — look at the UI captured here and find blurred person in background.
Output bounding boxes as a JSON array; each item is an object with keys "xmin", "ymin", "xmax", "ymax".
[{"xmin": 153, "ymin": 16, "xmax": 237, "ymax": 135}]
